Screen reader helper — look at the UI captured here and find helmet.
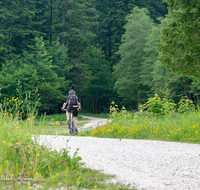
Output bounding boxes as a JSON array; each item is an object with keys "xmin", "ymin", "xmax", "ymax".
[{"xmin": 69, "ymin": 89, "xmax": 76, "ymax": 95}]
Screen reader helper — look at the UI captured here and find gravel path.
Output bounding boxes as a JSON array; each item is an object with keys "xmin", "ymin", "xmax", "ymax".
[{"xmin": 37, "ymin": 116, "xmax": 200, "ymax": 190}]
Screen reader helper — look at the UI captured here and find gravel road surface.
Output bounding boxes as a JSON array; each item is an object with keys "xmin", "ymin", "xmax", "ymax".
[{"xmin": 37, "ymin": 116, "xmax": 200, "ymax": 190}]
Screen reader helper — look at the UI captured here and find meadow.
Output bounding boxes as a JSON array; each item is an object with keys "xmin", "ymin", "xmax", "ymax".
[
  {"xmin": 92, "ymin": 96, "xmax": 200, "ymax": 144},
  {"xmin": 1, "ymin": 92, "xmax": 199, "ymax": 190},
  {"xmin": 0, "ymin": 96, "xmax": 134, "ymax": 190}
]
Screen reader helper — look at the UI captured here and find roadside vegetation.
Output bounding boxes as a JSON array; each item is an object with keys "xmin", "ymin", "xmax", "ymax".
[
  {"xmin": 92, "ymin": 88, "xmax": 200, "ymax": 144},
  {"xmin": 0, "ymin": 96, "xmax": 135, "ymax": 190}
]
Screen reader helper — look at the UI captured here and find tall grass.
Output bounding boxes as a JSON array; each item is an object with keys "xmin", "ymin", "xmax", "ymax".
[
  {"xmin": 0, "ymin": 96, "xmax": 134, "ymax": 189},
  {"xmin": 92, "ymin": 99, "xmax": 200, "ymax": 143}
]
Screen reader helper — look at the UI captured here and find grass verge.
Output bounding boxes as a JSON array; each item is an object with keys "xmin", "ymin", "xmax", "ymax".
[
  {"xmin": 0, "ymin": 98, "xmax": 134, "ymax": 190},
  {"xmin": 92, "ymin": 110, "xmax": 200, "ymax": 144}
]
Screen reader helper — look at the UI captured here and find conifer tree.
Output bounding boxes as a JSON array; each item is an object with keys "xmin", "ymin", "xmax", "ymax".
[
  {"xmin": 158, "ymin": 0, "xmax": 200, "ymax": 78},
  {"xmin": 114, "ymin": 7, "xmax": 154, "ymax": 109}
]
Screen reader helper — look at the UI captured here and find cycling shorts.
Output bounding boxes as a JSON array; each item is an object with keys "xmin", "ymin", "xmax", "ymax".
[{"xmin": 67, "ymin": 106, "xmax": 78, "ymax": 117}]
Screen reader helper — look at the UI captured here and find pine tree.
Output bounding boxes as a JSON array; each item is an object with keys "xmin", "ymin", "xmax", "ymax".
[
  {"xmin": 114, "ymin": 7, "xmax": 154, "ymax": 109},
  {"xmin": 158, "ymin": 0, "xmax": 200, "ymax": 78}
]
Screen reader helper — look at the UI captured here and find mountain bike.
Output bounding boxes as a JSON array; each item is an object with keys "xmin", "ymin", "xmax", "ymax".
[{"xmin": 62, "ymin": 108, "xmax": 78, "ymax": 136}]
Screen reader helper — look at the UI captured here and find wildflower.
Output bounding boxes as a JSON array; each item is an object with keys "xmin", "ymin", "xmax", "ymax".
[
  {"xmin": 76, "ymin": 148, "xmax": 79, "ymax": 150},
  {"xmin": 29, "ymin": 167, "xmax": 32, "ymax": 169},
  {"xmin": 4, "ymin": 172, "xmax": 7, "ymax": 176},
  {"xmin": 9, "ymin": 143, "xmax": 11, "ymax": 145},
  {"xmin": 42, "ymin": 153, "xmax": 45, "ymax": 156},
  {"xmin": 90, "ymin": 177, "xmax": 93, "ymax": 180},
  {"xmin": 69, "ymin": 147, "xmax": 71, "ymax": 149},
  {"xmin": 3, "ymin": 141, "xmax": 6, "ymax": 143},
  {"xmin": 21, "ymin": 180, "xmax": 25, "ymax": 184},
  {"xmin": 10, "ymin": 145, "xmax": 13, "ymax": 148},
  {"xmin": 62, "ymin": 171, "xmax": 65, "ymax": 174}
]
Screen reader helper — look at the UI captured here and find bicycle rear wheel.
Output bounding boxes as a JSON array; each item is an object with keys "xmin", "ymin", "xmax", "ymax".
[
  {"xmin": 71, "ymin": 118, "xmax": 76, "ymax": 136},
  {"xmin": 69, "ymin": 118, "xmax": 75, "ymax": 136}
]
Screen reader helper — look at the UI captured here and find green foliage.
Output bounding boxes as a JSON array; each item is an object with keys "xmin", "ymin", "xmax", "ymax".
[
  {"xmin": 92, "ymin": 101, "xmax": 200, "ymax": 144},
  {"xmin": 114, "ymin": 7, "xmax": 155, "ymax": 109},
  {"xmin": 139, "ymin": 86, "xmax": 196, "ymax": 115},
  {"xmin": 0, "ymin": 37, "xmax": 67, "ymax": 114},
  {"xmin": 158, "ymin": 0, "xmax": 200, "ymax": 78},
  {"xmin": 177, "ymin": 97, "xmax": 195, "ymax": 113},
  {"xmin": 139, "ymin": 93, "xmax": 176, "ymax": 116},
  {"xmin": 0, "ymin": 97, "xmax": 132, "ymax": 189},
  {"xmin": 92, "ymin": 110, "xmax": 200, "ymax": 143}
]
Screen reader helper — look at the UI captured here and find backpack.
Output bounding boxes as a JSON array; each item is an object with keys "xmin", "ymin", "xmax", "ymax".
[{"xmin": 68, "ymin": 95, "xmax": 78, "ymax": 106}]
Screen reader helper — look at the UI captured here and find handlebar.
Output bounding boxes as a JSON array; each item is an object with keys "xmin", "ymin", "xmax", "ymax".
[{"xmin": 61, "ymin": 108, "xmax": 81, "ymax": 111}]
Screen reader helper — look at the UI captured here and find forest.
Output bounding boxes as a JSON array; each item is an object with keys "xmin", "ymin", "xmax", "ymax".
[{"xmin": 0, "ymin": 0, "xmax": 199, "ymax": 114}]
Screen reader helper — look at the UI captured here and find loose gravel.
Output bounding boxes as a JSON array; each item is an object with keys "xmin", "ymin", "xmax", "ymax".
[{"xmin": 37, "ymin": 135, "xmax": 200, "ymax": 190}]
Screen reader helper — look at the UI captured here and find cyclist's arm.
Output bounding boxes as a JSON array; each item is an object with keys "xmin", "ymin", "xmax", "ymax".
[
  {"xmin": 62, "ymin": 103, "xmax": 67, "ymax": 110},
  {"xmin": 78, "ymin": 102, "xmax": 81, "ymax": 110}
]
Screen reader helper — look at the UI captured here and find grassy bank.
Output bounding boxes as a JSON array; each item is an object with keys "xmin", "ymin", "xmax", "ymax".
[
  {"xmin": 0, "ymin": 98, "xmax": 134, "ymax": 190},
  {"xmin": 92, "ymin": 109, "xmax": 200, "ymax": 144}
]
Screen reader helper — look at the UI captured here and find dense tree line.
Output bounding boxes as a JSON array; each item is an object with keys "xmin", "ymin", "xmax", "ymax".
[{"xmin": 0, "ymin": 0, "xmax": 199, "ymax": 113}]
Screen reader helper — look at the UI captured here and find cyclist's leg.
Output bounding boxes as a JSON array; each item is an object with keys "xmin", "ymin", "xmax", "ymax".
[
  {"xmin": 73, "ymin": 110, "xmax": 78, "ymax": 128},
  {"xmin": 66, "ymin": 106, "xmax": 70, "ymax": 123},
  {"xmin": 74, "ymin": 117, "xmax": 78, "ymax": 128}
]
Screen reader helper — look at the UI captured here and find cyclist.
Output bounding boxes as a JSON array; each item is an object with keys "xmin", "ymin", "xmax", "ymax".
[{"xmin": 61, "ymin": 90, "xmax": 81, "ymax": 134}]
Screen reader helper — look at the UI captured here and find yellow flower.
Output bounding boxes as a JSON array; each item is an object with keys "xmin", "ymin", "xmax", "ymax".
[
  {"xmin": 28, "ymin": 118, "xmax": 30, "ymax": 120},
  {"xmin": 21, "ymin": 101, "xmax": 23, "ymax": 103},
  {"xmin": 9, "ymin": 143, "xmax": 11, "ymax": 145},
  {"xmin": 45, "ymin": 147, "xmax": 49, "ymax": 149},
  {"xmin": 76, "ymin": 148, "xmax": 79, "ymax": 150},
  {"xmin": 3, "ymin": 141, "xmax": 6, "ymax": 143}
]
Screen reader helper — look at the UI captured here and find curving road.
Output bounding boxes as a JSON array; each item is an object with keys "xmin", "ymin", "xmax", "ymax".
[{"xmin": 37, "ymin": 116, "xmax": 200, "ymax": 190}]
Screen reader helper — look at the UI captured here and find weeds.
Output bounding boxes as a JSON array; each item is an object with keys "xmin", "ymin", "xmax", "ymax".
[
  {"xmin": 0, "ymin": 96, "xmax": 133, "ymax": 189},
  {"xmin": 92, "ymin": 95, "xmax": 200, "ymax": 144}
]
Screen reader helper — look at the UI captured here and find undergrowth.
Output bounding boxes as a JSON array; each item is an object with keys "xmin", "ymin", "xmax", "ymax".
[
  {"xmin": 92, "ymin": 89, "xmax": 200, "ymax": 144},
  {"xmin": 0, "ymin": 95, "xmax": 135, "ymax": 190}
]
